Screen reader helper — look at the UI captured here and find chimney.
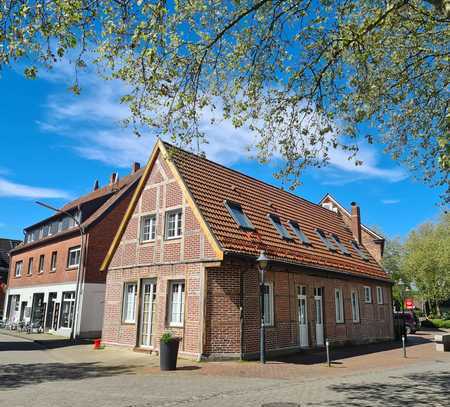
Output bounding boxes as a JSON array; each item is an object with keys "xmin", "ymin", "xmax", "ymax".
[
  {"xmin": 110, "ymin": 172, "xmax": 119, "ymax": 185},
  {"xmin": 93, "ymin": 180, "xmax": 99, "ymax": 191},
  {"xmin": 131, "ymin": 162, "xmax": 141, "ymax": 173},
  {"xmin": 351, "ymin": 202, "xmax": 362, "ymax": 244}
]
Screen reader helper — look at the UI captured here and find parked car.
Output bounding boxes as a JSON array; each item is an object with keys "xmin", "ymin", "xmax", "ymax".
[{"xmin": 394, "ymin": 311, "xmax": 419, "ymax": 334}]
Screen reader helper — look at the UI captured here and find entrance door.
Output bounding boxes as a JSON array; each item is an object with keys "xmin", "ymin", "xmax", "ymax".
[
  {"xmin": 45, "ymin": 293, "xmax": 57, "ymax": 330},
  {"xmin": 298, "ymin": 286, "xmax": 308, "ymax": 348},
  {"xmin": 52, "ymin": 303, "xmax": 60, "ymax": 331},
  {"xmin": 31, "ymin": 293, "xmax": 45, "ymax": 327},
  {"xmin": 139, "ymin": 279, "xmax": 157, "ymax": 348},
  {"xmin": 19, "ymin": 302, "xmax": 27, "ymax": 322},
  {"xmin": 314, "ymin": 287, "xmax": 324, "ymax": 346}
]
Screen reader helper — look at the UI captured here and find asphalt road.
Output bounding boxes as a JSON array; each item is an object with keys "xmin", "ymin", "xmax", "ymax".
[{"xmin": 1, "ymin": 333, "xmax": 449, "ymax": 407}]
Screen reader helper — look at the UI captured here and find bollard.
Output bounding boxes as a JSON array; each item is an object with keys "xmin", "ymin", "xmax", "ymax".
[
  {"xmin": 326, "ymin": 339, "xmax": 331, "ymax": 367},
  {"xmin": 402, "ymin": 335, "xmax": 406, "ymax": 358}
]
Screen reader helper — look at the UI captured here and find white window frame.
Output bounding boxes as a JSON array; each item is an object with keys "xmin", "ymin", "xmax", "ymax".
[
  {"xmin": 27, "ymin": 258, "xmax": 33, "ymax": 275},
  {"xmin": 376, "ymin": 286, "xmax": 384, "ymax": 304},
  {"xmin": 60, "ymin": 291, "xmax": 76, "ymax": 328},
  {"xmin": 335, "ymin": 288, "xmax": 344, "ymax": 323},
  {"xmin": 364, "ymin": 286, "xmax": 372, "ymax": 303},
  {"xmin": 38, "ymin": 254, "xmax": 45, "ymax": 273},
  {"xmin": 351, "ymin": 289, "xmax": 360, "ymax": 323},
  {"xmin": 15, "ymin": 261, "xmax": 23, "ymax": 277},
  {"xmin": 140, "ymin": 214, "xmax": 156, "ymax": 242},
  {"xmin": 67, "ymin": 246, "xmax": 81, "ymax": 269},
  {"xmin": 50, "ymin": 251, "xmax": 57, "ymax": 272},
  {"xmin": 122, "ymin": 282, "xmax": 137, "ymax": 323},
  {"xmin": 165, "ymin": 209, "xmax": 183, "ymax": 240},
  {"xmin": 168, "ymin": 281, "xmax": 185, "ymax": 327},
  {"xmin": 263, "ymin": 282, "xmax": 274, "ymax": 326}
]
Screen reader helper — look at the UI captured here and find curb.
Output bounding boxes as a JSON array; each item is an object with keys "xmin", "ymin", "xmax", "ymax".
[{"xmin": 0, "ymin": 329, "xmax": 90, "ymax": 348}]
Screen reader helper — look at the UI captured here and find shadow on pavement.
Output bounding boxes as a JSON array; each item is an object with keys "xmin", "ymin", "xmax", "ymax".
[
  {"xmin": 321, "ymin": 370, "xmax": 450, "ymax": 407},
  {"xmin": 0, "ymin": 362, "xmax": 135, "ymax": 390},
  {"xmin": 269, "ymin": 334, "xmax": 432, "ymax": 365},
  {"xmin": 0, "ymin": 338, "xmax": 87, "ymax": 352}
]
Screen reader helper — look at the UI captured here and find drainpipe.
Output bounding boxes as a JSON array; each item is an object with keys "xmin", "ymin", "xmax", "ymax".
[{"xmin": 239, "ymin": 268, "xmax": 244, "ymax": 361}]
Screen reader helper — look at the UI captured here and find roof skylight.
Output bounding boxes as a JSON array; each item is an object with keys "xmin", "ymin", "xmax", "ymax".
[
  {"xmin": 331, "ymin": 234, "xmax": 350, "ymax": 255},
  {"xmin": 315, "ymin": 228, "xmax": 337, "ymax": 251},
  {"xmin": 351, "ymin": 240, "xmax": 369, "ymax": 260},
  {"xmin": 224, "ymin": 200, "xmax": 254, "ymax": 230},
  {"xmin": 268, "ymin": 214, "xmax": 292, "ymax": 240},
  {"xmin": 288, "ymin": 221, "xmax": 310, "ymax": 245}
]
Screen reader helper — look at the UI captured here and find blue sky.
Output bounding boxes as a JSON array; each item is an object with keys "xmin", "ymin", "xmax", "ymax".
[{"xmin": 0, "ymin": 63, "xmax": 445, "ymax": 242}]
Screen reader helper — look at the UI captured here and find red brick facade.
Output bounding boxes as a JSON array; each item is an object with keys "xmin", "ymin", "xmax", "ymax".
[{"xmin": 102, "ymin": 147, "xmax": 394, "ymax": 360}]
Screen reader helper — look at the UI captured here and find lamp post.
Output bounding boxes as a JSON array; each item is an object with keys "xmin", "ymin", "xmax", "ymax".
[
  {"xmin": 36, "ymin": 201, "xmax": 85, "ymax": 341},
  {"xmin": 398, "ymin": 279, "xmax": 406, "ymax": 338},
  {"xmin": 257, "ymin": 250, "xmax": 269, "ymax": 364}
]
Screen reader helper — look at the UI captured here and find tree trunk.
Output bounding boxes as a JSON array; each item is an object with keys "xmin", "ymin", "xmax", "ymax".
[{"xmin": 436, "ymin": 301, "xmax": 441, "ymax": 318}]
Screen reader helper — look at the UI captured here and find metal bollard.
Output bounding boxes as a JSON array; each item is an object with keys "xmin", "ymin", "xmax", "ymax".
[
  {"xmin": 402, "ymin": 335, "xmax": 406, "ymax": 358},
  {"xmin": 326, "ymin": 339, "xmax": 331, "ymax": 367}
]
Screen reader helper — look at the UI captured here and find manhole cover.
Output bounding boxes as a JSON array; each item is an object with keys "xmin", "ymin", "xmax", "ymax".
[{"xmin": 261, "ymin": 404, "xmax": 300, "ymax": 407}]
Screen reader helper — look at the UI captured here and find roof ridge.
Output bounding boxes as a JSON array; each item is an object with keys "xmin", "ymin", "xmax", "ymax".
[{"xmin": 163, "ymin": 141, "xmax": 341, "ymax": 218}]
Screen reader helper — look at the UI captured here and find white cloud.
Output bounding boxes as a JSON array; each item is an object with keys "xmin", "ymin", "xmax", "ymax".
[
  {"xmin": 37, "ymin": 60, "xmax": 407, "ymax": 184},
  {"xmin": 0, "ymin": 177, "xmax": 70, "ymax": 199},
  {"xmin": 381, "ymin": 199, "xmax": 401, "ymax": 204}
]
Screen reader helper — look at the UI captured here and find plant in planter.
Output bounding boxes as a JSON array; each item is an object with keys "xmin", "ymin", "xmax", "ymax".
[{"xmin": 160, "ymin": 331, "xmax": 181, "ymax": 371}]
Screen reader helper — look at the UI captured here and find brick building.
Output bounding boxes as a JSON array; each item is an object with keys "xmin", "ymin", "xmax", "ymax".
[
  {"xmin": 0, "ymin": 238, "xmax": 21, "ymax": 318},
  {"xmin": 101, "ymin": 140, "xmax": 394, "ymax": 359},
  {"xmin": 4, "ymin": 165, "xmax": 142, "ymax": 338}
]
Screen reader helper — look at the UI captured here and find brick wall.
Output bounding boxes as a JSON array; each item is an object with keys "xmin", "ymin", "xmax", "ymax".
[
  {"xmin": 103, "ymin": 152, "xmax": 218, "ymax": 355},
  {"xmin": 203, "ymin": 258, "xmax": 394, "ymax": 358}
]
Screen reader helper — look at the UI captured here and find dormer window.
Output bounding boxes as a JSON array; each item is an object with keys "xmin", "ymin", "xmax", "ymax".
[
  {"xmin": 351, "ymin": 240, "xmax": 369, "ymax": 260},
  {"xmin": 224, "ymin": 201, "xmax": 254, "ymax": 230},
  {"xmin": 288, "ymin": 221, "xmax": 310, "ymax": 245},
  {"xmin": 268, "ymin": 214, "xmax": 292, "ymax": 240},
  {"xmin": 315, "ymin": 228, "xmax": 337, "ymax": 251},
  {"xmin": 331, "ymin": 234, "xmax": 350, "ymax": 255}
]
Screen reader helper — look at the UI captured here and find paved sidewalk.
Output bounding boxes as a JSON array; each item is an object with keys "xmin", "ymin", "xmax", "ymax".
[{"xmin": 1, "ymin": 330, "xmax": 449, "ymax": 406}]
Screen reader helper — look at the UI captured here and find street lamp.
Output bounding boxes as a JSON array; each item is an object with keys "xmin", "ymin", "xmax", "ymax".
[
  {"xmin": 257, "ymin": 250, "xmax": 269, "ymax": 364},
  {"xmin": 36, "ymin": 201, "xmax": 85, "ymax": 341}
]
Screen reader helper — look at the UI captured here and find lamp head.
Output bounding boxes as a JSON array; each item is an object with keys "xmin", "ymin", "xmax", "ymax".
[{"xmin": 256, "ymin": 250, "xmax": 269, "ymax": 270}]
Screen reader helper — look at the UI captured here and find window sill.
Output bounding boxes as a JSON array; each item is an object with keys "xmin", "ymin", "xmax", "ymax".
[
  {"xmin": 168, "ymin": 323, "xmax": 184, "ymax": 328},
  {"xmin": 336, "ymin": 321, "xmax": 345, "ymax": 324},
  {"xmin": 66, "ymin": 266, "xmax": 79, "ymax": 271},
  {"xmin": 121, "ymin": 321, "xmax": 136, "ymax": 326},
  {"xmin": 140, "ymin": 239, "xmax": 156, "ymax": 245},
  {"xmin": 165, "ymin": 236, "xmax": 182, "ymax": 241}
]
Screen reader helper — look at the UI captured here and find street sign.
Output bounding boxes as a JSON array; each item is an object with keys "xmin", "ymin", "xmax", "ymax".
[{"xmin": 404, "ymin": 298, "xmax": 414, "ymax": 309}]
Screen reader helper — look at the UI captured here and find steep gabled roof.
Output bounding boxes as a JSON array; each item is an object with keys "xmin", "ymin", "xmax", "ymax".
[
  {"xmin": 319, "ymin": 193, "xmax": 385, "ymax": 241},
  {"xmin": 102, "ymin": 140, "xmax": 389, "ymax": 281},
  {"xmin": 168, "ymin": 144, "xmax": 388, "ymax": 280},
  {"xmin": 11, "ymin": 169, "xmax": 143, "ymax": 254}
]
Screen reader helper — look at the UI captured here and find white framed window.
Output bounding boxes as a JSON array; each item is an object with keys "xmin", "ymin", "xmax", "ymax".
[
  {"xmin": 364, "ymin": 286, "xmax": 372, "ymax": 303},
  {"xmin": 67, "ymin": 246, "xmax": 81, "ymax": 268},
  {"xmin": 376, "ymin": 286, "xmax": 384, "ymax": 304},
  {"xmin": 50, "ymin": 251, "xmax": 57, "ymax": 272},
  {"xmin": 27, "ymin": 258, "xmax": 33, "ymax": 275},
  {"xmin": 351, "ymin": 289, "xmax": 360, "ymax": 323},
  {"xmin": 165, "ymin": 210, "xmax": 182, "ymax": 239},
  {"xmin": 122, "ymin": 282, "xmax": 137, "ymax": 323},
  {"xmin": 15, "ymin": 261, "xmax": 23, "ymax": 277},
  {"xmin": 263, "ymin": 282, "xmax": 274, "ymax": 326},
  {"xmin": 335, "ymin": 288, "xmax": 344, "ymax": 323},
  {"xmin": 60, "ymin": 291, "xmax": 76, "ymax": 328},
  {"xmin": 140, "ymin": 215, "xmax": 156, "ymax": 242},
  {"xmin": 169, "ymin": 281, "xmax": 185, "ymax": 326},
  {"xmin": 38, "ymin": 254, "xmax": 45, "ymax": 273}
]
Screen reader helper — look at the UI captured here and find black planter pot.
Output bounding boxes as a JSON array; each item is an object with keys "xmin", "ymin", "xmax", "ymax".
[{"xmin": 159, "ymin": 338, "xmax": 180, "ymax": 371}]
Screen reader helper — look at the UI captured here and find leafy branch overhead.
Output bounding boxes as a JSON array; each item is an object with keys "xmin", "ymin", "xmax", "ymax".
[{"xmin": 1, "ymin": 1, "xmax": 448, "ymax": 200}]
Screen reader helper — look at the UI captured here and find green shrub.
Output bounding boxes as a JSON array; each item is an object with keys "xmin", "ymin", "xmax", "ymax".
[
  {"xmin": 430, "ymin": 319, "xmax": 450, "ymax": 329},
  {"xmin": 161, "ymin": 331, "xmax": 174, "ymax": 344}
]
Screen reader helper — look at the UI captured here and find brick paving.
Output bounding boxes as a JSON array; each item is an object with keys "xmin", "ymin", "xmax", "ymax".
[{"xmin": 1, "ymin": 329, "xmax": 449, "ymax": 407}]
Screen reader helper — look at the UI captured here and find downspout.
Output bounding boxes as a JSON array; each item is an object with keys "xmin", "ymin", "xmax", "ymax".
[{"xmin": 239, "ymin": 268, "xmax": 244, "ymax": 361}]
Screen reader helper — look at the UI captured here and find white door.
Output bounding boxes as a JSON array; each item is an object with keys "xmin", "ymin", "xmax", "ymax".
[
  {"xmin": 314, "ymin": 287, "xmax": 324, "ymax": 346},
  {"xmin": 140, "ymin": 279, "xmax": 157, "ymax": 348},
  {"xmin": 298, "ymin": 286, "xmax": 308, "ymax": 347}
]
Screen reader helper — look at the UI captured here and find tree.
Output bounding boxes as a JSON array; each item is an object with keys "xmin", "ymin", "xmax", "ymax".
[
  {"xmin": 1, "ymin": 1, "xmax": 449, "ymax": 199},
  {"xmin": 401, "ymin": 213, "xmax": 450, "ymax": 316},
  {"xmin": 382, "ymin": 237, "xmax": 407, "ymax": 304}
]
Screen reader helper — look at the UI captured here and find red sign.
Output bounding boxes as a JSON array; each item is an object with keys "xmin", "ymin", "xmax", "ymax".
[{"xmin": 404, "ymin": 298, "xmax": 414, "ymax": 309}]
